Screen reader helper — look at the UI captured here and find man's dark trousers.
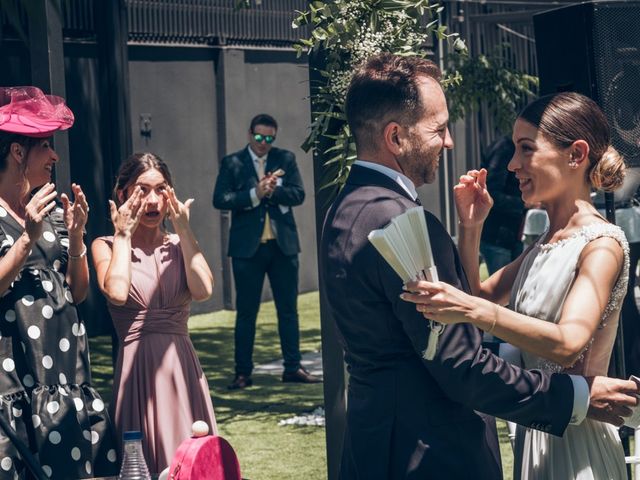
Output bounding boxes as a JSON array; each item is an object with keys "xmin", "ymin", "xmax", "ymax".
[{"xmin": 232, "ymin": 240, "xmax": 301, "ymax": 375}]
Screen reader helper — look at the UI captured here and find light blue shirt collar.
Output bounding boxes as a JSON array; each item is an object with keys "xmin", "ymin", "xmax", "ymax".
[{"xmin": 353, "ymin": 160, "xmax": 418, "ymax": 201}]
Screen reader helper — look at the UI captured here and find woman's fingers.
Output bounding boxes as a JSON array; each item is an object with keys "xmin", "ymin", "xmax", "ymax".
[
  {"xmin": 169, "ymin": 187, "xmax": 181, "ymax": 212},
  {"xmin": 404, "ymin": 280, "xmax": 439, "ymax": 293},
  {"xmin": 73, "ymin": 185, "xmax": 89, "ymax": 211},
  {"xmin": 33, "ymin": 182, "xmax": 56, "ymax": 200},
  {"xmin": 477, "ymin": 168, "xmax": 488, "ymax": 189},
  {"xmin": 60, "ymin": 192, "xmax": 70, "ymax": 211},
  {"xmin": 41, "ymin": 200, "xmax": 57, "ymax": 217},
  {"xmin": 29, "ymin": 190, "xmax": 58, "ymax": 216},
  {"xmin": 400, "ymin": 291, "xmax": 435, "ymax": 305},
  {"xmin": 133, "ymin": 197, "xmax": 147, "ymax": 222}
]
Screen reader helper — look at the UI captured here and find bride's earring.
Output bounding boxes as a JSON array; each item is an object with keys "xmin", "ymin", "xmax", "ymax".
[{"xmin": 568, "ymin": 154, "xmax": 579, "ymax": 169}]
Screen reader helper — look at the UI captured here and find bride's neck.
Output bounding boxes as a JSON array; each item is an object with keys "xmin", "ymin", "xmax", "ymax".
[{"xmin": 545, "ymin": 198, "xmax": 597, "ymax": 239}]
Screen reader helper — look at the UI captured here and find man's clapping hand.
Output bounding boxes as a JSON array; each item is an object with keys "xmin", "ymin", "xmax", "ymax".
[{"xmin": 256, "ymin": 174, "xmax": 277, "ymax": 199}]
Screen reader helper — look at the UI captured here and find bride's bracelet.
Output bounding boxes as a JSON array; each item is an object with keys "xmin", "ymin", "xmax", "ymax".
[{"xmin": 487, "ymin": 305, "xmax": 498, "ymax": 334}]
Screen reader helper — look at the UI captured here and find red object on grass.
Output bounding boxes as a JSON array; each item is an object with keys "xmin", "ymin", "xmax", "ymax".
[{"xmin": 168, "ymin": 433, "xmax": 241, "ymax": 480}]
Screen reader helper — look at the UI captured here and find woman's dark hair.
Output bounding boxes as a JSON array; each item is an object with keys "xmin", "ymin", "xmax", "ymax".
[
  {"xmin": 0, "ymin": 131, "xmax": 40, "ymax": 172},
  {"xmin": 113, "ymin": 152, "xmax": 173, "ymax": 205},
  {"xmin": 518, "ymin": 91, "xmax": 625, "ymax": 191}
]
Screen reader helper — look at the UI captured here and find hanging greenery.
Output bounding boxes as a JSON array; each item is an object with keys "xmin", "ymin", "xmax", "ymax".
[
  {"xmin": 293, "ymin": 0, "xmax": 537, "ymax": 190},
  {"xmin": 446, "ymin": 43, "xmax": 539, "ymax": 134},
  {"xmin": 293, "ymin": 0, "xmax": 465, "ymax": 191}
]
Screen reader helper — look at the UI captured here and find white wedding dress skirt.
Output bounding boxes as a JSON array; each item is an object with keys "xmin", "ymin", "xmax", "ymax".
[
  {"xmin": 510, "ymin": 223, "xmax": 629, "ymax": 480},
  {"xmin": 514, "ymin": 420, "xmax": 625, "ymax": 479}
]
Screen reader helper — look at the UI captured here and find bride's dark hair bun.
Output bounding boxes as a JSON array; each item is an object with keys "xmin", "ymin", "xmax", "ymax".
[{"xmin": 589, "ymin": 145, "xmax": 625, "ymax": 192}]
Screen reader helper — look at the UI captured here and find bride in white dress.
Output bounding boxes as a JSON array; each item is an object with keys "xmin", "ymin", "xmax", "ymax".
[{"xmin": 403, "ymin": 91, "xmax": 629, "ymax": 479}]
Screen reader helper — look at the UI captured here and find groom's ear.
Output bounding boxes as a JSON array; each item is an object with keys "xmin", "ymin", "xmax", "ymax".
[{"xmin": 383, "ymin": 122, "xmax": 402, "ymax": 155}]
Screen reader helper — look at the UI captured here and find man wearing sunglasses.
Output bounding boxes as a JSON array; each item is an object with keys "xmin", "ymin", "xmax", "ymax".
[{"xmin": 213, "ymin": 113, "xmax": 321, "ymax": 389}]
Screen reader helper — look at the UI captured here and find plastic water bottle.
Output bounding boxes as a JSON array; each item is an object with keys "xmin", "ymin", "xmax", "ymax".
[{"xmin": 118, "ymin": 431, "xmax": 151, "ymax": 480}]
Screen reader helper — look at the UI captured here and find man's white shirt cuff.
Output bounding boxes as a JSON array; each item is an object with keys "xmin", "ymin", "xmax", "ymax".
[
  {"xmin": 569, "ymin": 375, "xmax": 589, "ymax": 424},
  {"xmin": 250, "ymin": 188, "xmax": 260, "ymax": 208}
]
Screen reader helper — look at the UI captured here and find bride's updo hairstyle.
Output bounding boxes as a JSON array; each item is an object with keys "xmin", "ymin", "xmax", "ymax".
[{"xmin": 518, "ymin": 91, "xmax": 625, "ymax": 192}]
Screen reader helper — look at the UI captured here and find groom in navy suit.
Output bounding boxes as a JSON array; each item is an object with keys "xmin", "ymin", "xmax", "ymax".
[
  {"xmin": 320, "ymin": 53, "xmax": 639, "ymax": 479},
  {"xmin": 214, "ymin": 114, "xmax": 321, "ymax": 389}
]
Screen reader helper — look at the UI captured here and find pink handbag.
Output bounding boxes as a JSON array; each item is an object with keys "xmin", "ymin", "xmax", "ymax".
[{"xmin": 168, "ymin": 423, "xmax": 241, "ymax": 480}]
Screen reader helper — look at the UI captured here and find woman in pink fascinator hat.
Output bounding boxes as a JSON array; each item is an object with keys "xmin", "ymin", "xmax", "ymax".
[{"xmin": 0, "ymin": 86, "xmax": 119, "ymax": 479}]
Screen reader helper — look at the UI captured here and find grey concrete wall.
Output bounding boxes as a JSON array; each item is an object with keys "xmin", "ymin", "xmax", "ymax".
[
  {"xmin": 127, "ymin": 46, "xmax": 317, "ymax": 314},
  {"xmin": 128, "ymin": 46, "xmax": 224, "ymax": 314},
  {"xmin": 216, "ymin": 48, "xmax": 318, "ymax": 306}
]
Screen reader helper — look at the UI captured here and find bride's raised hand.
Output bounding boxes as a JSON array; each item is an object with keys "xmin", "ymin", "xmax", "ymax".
[
  {"xmin": 453, "ymin": 168, "xmax": 493, "ymax": 227},
  {"xmin": 109, "ymin": 186, "xmax": 145, "ymax": 237},
  {"xmin": 163, "ymin": 186, "xmax": 193, "ymax": 233},
  {"xmin": 400, "ymin": 280, "xmax": 479, "ymax": 325}
]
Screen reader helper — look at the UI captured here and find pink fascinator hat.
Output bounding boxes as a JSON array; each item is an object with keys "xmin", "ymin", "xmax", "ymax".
[{"xmin": 0, "ymin": 86, "xmax": 74, "ymax": 137}]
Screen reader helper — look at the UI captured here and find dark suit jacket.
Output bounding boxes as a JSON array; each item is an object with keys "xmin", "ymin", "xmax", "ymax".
[
  {"xmin": 213, "ymin": 146, "xmax": 305, "ymax": 258},
  {"xmin": 320, "ymin": 165, "xmax": 574, "ymax": 480}
]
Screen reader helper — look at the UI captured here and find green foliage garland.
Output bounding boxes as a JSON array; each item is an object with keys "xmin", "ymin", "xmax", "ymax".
[
  {"xmin": 294, "ymin": 1, "xmax": 539, "ymax": 190},
  {"xmin": 446, "ymin": 44, "xmax": 539, "ymax": 134},
  {"xmin": 293, "ymin": 0, "xmax": 464, "ymax": 191}
]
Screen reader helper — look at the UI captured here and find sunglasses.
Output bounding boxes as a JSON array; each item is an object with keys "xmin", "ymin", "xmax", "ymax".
[{"xmin": 252, "ymin": 133, "xmax": 276, "ymax": 144}]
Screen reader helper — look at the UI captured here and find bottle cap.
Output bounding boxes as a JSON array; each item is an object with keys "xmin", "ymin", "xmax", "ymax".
[
  {"xmin": 123, "ymin": 431, "xmax": 143, "ymax": 441},
  {"xmin": 191, "ymin": 421, "xmax": 209, "ymax": 437}
]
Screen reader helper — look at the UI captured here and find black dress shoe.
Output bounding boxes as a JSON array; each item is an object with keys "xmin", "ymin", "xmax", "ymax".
[
  {"xmin": 227, "ymin": 374, "xmax": 253, "ymax": 390},
  {"xmin": 282, "ymin": 367, "xmax": 322, "ymax": 383}
]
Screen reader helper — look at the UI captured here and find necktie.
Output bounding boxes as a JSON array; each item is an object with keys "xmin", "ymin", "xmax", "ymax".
[{"xmin": 258, "ymin": 157, "xmax": 275, "ymax": 242}]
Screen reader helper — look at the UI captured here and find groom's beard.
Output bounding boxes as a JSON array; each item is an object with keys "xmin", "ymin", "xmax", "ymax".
[{"xmin": 398, "ymin": 134, "xmax": 440, "ymax": 186}]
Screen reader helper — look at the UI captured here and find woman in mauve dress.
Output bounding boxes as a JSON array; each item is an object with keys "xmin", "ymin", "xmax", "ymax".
[{"xmin": 92, "ymin": 152, "xmax": 217, "ymax": 474}]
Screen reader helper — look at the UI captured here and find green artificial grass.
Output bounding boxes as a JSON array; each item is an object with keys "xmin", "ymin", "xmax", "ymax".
[{"xmin": 89, "ymin": 291, "xmax": 519, "ymax": 479}]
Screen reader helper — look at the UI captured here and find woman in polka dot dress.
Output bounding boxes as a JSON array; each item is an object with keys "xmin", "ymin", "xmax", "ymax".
[
  {"xmin": 92, "ymin": 153, "xmax": 216, "ymax": 474},
  {"xmin": 0, "ymin": 87, "xmax": 118, "ymax": 479}
]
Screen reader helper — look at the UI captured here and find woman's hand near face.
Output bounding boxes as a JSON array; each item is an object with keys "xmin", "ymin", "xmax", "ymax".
[
  {"xmin": 163, "ymin": 186, "xmax": 213, "ymax": 301},
  {"xmin": 164, "ymin": 187, "xmax": 193, "ymax": 233},
  {"xmin": 109, "ymin": 187, "xmax": 145, "ymax": 237},
  {"xmin": 454, "ymin": 168, "xmax": 494, "ymax": 228},
  {"xmin": 60, "ymin": 183, "xmax": 89, "ymax": 237},
  {"xmin": 24, "ymin": 183, "xmax": 58, "ymax": 241}
]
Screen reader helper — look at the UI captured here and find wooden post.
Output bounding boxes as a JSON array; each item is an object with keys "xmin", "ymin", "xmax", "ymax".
[
  {"xmin": 309, "ymin": 48, "xmax": 347, "ymax": 480},
  {"xmin": 28, "ymin": 0, "xmax": 70, "ymax": 192}
]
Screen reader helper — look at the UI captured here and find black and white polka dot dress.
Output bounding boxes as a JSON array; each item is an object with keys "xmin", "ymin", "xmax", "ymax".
[{"xmin": 0, "ymin": 206, "xmax": 119, "ymax": 479}]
